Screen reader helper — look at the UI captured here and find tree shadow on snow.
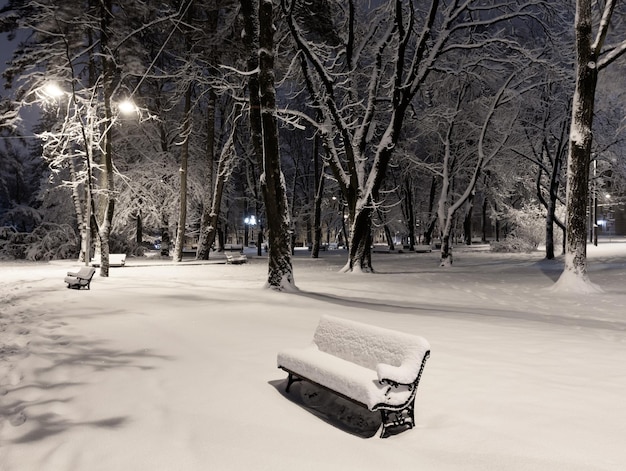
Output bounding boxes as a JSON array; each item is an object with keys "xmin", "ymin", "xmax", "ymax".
[
  {"xmin": 269, "ymin": 378, "xmax": 381, "ymax": 438},
  {"xmin": 1, "ymin": 334, "xmax": 171, "ymax": 445},
  {"xmin": 533, "ymin": 258, "xmax": 564, "ymax": 282}
]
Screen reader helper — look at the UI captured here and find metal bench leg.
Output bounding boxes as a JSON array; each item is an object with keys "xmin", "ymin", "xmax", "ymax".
[
  {"xmin": 285, "ymin": 373, "xmax": 302, "ymax": 393},
  {"xmin": 379, "ymin": 402, "xmax": 416, "ymax": 438}
]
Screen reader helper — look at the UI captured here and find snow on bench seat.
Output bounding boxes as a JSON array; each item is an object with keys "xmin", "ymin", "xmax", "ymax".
[{"xmin": 277, "ymin": 315, "xmax": 430, "ymax": 437}]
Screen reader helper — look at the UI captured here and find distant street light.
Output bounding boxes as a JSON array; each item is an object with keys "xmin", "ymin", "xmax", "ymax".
[
  {"xmin": 244, "ymin": 215, "xmax": 257, "ymax": 248},
  {"xmin": 118, "ymin": 99, "xmax": 138, "ymax": 115}
]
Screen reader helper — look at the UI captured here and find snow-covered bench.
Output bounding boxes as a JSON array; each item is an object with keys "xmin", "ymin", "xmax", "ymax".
[
  {"xmin": 413, "ymin": 244, "xmax": 432, "ymax": 253},
  {"xmin": 64, "ymin": 266, "xmax": 96, "ymax": 290},
  {"xmin": 277, "ymin": 315, "xmax": 430, "ymax": 438},
  {"xmin": 90, "ymin": 253, "xmax": 126, "ymax": 267},
  {"xmin": 226, "ymin": 254, "xmax": 247, "ymax": 264}
]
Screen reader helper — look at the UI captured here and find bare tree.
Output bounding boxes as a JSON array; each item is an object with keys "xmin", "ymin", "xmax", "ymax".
[
  {"xmin": 241, "ymin": 0, "xmax": 295, "ymax": 290},
  {"xmin": 555, "ymin": 0, "xmax": 626, "ymax": 291},
  {"xmin": 282, "ymin": 0, "xmax": 548, "ymax": 272}
]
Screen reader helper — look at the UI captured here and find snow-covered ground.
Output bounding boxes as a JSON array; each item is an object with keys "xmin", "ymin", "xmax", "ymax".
[{"xmin": 1, "ymin": 241, "xmax": 625, "ymax": 471}]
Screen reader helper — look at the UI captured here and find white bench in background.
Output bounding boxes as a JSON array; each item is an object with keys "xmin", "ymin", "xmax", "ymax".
[
  {"xmin": 90, "ymin": 253, "xmax": 126, "ymax": 267},
  {"xmin": 277, "ymin": 315, "xmax": 430, "ymax": 438}
]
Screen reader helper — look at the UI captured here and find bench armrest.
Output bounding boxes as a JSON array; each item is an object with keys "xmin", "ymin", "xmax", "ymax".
[
  {"xmin": 376, "ymin": 362, "xmax": 419, "ymax": 386},
  {"xmin": 67, "ymin": 271, "xmax": 78, "ymax": 277}
]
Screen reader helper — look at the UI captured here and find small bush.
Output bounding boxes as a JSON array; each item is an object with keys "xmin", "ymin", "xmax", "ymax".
[
  {"xmin": 490, "ymin": 237, "xmax": 537, "ymax": 253},
  {"xmin": 490, "ymin": 204, "xmax": 546, "ymax": 253}
]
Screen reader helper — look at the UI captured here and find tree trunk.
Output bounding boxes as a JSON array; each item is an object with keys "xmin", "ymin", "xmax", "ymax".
[
  {"xmin": 173, "ymin": 84, "xmax": 192, "ymax": 262},
  {"xmin": 160, "ymin": 212, "xmax": 170, "ymax": 256},
  {"xmin": 481, "ymin": 196, "xmax": 488, "ymax": 243},
  {"xmin": 196, "ymin": 141, "xmax": 235, "ymax": 260},
  {"xmin": 69, "ymin": 155, "xmax": 87, "ymax": 262},
  {"xmin": 98, "ymin": 0, "xmax": 115, "ymax": 277},
  {"xmin": 423, "ymin": 176, "xmax": 438, "ymax": 246},
  {"xmin": 544, "ymin": 207, "xmax": 555, "ymax": 262},
  {"xmin": 556, "ymin": 0, "xmax": 600, "ymax": 289},
  {"xmin": 383, "ymin": 224, "xmax": 395, "ymax": 251},
  {"xmin": 440, "ymin": 232, "xmax": 453, "ymax": 267},
  {"xmin": 311, "ymin": 136, "xmax": 324, "ymax": 258},
  {"xmin": 196, "ymin": 91, "xmax": 217, "ymax": 260},
  {"xmin": 260, "ymin": 0, "xmax": 294, "ymax": 288},
  {"xmin": 342, "ymin": 203, "xmax": 373, "ymax": 272},
  {"xmin": 463, "ymin": 193, "xmax": 474, "ymax": 245},
  {"xmin": 242, "ymin": 0, "xmax": 295, "ymax": 290},
  {"xmin": 403, "ymin": 177, "xmax": 416, "ymax": 251},
  {"xmin": 136, "ymin": 211, "xmax": 142, "ymax": 245}
]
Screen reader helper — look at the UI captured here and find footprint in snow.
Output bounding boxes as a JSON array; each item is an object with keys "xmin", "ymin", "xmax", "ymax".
[{"xmin": 9, "ymin": 411, "xmax": 27, "ymax": 426}]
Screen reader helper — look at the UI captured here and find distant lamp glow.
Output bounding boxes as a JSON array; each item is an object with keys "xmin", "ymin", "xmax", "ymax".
[
  {"xmin": 605, "ymin": 194, "xmax": 611, "ymax": 200},
  {"xmin": 244, "ymin": 215, "xmax": 257, "ymax": 226},
  {"xmin": 118, "ymin": 99, "xmax": 138, "ymax": 115},
  {"xmin": 42, "ymin": 83, "xmax": 65, "ymax": 99}
]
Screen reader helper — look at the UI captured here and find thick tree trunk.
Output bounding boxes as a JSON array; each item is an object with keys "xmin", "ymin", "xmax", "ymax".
[
  {"xmin": 342, "ymin": 204, "xmax": 373, "ymax": 272},
  {"xmin": 259, "ymin": 0, "xmax": 294, "ymax": 289},
  {"xmin": 440, "ymin": 232, "xmax": 453, "ymax": 267},
  {"xmin": 242, "ymin": 0, "xmax": 294, "ymax": 289},
  {"xmin": 556, "ymin": 0, "xmax": 601, "ymax": 291}
]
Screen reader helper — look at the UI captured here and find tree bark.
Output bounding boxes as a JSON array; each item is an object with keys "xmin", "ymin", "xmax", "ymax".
[
  {"xmin": 311, "ymin": 135, "xmax": 324, "ymax": 258},
  {"xmin": 557, "ymin": 0, "xmax": 599, "ymax": 287},
  {"xmin": 196, "ymin": 91, "xmax": 217, "ymax": 260},
  {"xmin": 97, "ymin": 0, "xmax": 115, "ymax": 277},
  {"xmin": 242, "ymin": 0, "xmax": 295, "ymax": 289},
  {"xmin": 173, "ymin": 83, "xmax": 192, "ymax": 262}
]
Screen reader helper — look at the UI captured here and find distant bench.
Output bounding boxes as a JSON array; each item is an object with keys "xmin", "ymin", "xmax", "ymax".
[
  {"xmin": 413, "ymin": 245, "xmax": 432, "ymax": 253},
  {"xmin": 277, "ymin": 315, "xmax": 430, "ymax": 438},
  {"xmin": 226, "ymin": 254, "xmax": 248, "ymax": 265},
  {"xmin": 223, "ymin": 244, "xmax": 244, "ymax": 252},
  {"xmin": 90, "ymin": 253, "xmax": 126, "ymax": 267},
  {"xmin": 64, "ymin": 266, "xmax": 96, "ymax": 290}
]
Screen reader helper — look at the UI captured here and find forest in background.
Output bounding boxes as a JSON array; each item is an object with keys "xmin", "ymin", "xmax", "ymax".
[{"xmin": 0, "ymin": 0, "xmax": 624, "ymax": 284}]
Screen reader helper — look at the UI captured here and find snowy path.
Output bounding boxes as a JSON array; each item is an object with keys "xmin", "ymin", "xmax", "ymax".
[{"xmin": 1, "ymin": 244, "xmax": 626, "ymax": 470}]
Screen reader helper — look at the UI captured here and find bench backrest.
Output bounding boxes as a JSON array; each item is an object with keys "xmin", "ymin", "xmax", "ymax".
[
  {"xmin": 77, "ymin": 266, "xmax": 96, "ymax": 279},
  {"xmin": 313, "ymin": 315, "xmax": 430, "ymax": 372}
]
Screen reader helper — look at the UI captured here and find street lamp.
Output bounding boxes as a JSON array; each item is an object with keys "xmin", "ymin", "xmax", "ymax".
[
  {"xmin": 244, "ymin": 215, "xmax": 257, "ymax": 248},
  {"xmin": 42, "ymin": 83, "xmax": 65, "ymax": 99},
  {"xmin": 118, "ymin": 99, "xmax": 138, "ymax": 115},
  {"xmin": 38, "ymin": 82, "xmax": 140, "ymax": 265}
]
